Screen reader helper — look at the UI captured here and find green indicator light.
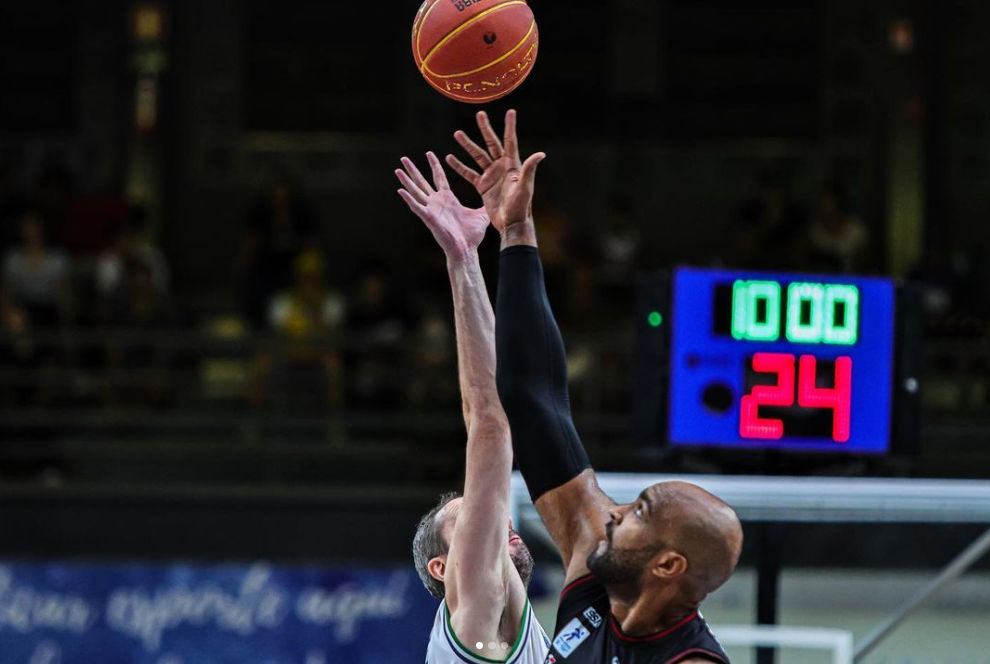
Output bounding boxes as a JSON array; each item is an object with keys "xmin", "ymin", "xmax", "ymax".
[{"xmin": 648, "ymin": 312, "xmax": 663, "ymax": 327}]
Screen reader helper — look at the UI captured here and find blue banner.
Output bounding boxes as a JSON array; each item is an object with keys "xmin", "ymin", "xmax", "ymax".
[{"xmin": 0, "ymin": 560, "xmax": 439, "ymax": 664}]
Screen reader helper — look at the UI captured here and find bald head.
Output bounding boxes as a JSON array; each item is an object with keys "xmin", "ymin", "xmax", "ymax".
[{"xmin": 645, "ymin": 481, "xmax": 743, "ymax": 600}]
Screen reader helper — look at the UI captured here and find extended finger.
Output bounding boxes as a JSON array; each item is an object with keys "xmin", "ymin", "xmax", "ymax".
[
  {"xmin": 454, "ymin": 130, "xmax": 492, "ymax": 170},
  {"xmin": 400, "ymin": 156, "xmax": 435, "ymax": 195},
  {"xmin": 426, "ymin": 151, "xmax": 449, "ymax": 190},
  {"xmin": 476, "ymin": 111, "xmax": 504, "ymax": 159},
  {"xmin": 394, "ymin": 169, "xmax": 429, "ymax": 205},
  {"xmin": 520, "ymin": 151, "xmax": 546, "ymax": 189},
  {"xmin": 397, "ymin": 188, "xmax": 428, "ymax": 218},
  {"xmin": 445, "ymin": 154, "xmax": 481, "ymax": 186},
  {"xmin": 503, "ymin": 109, "xmax": 520, "ymax": 162}
]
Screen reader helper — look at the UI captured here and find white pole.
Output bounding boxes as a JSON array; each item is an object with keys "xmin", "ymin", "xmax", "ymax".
[{"xmin": 854, "ymin": 527, "xmax": 990, "ymax": 661}]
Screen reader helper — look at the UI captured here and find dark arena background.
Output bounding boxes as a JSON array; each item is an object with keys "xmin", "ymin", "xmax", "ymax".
[{"xmin": 0, "ymin": 1, "xmax": 989, "ymax": 663}]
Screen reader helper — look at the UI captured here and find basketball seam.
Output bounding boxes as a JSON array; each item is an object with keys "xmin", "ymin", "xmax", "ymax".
[
  {"xmin": 424, "ymin": 19, "xmax": 536, "ymax": 79},
  {"xmin": 418, "ymin": 1, "xmax": 529, "ymax": 74},
  {"xmin": 425, "ymin": 40, "xmax": 538, "ymax": 102},
  {"xmin": 413, "ymin": 0, "xmax": 443, "ymax": 64}
]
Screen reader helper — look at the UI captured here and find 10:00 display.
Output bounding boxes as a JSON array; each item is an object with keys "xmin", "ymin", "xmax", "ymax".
[{"xmin": 731, "ymin": 280, "xmax": 860, "ymax": 345}]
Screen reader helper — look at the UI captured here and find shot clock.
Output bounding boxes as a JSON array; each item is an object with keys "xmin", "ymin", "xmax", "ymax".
[{"xmin": 667, "ymin": 268, "xmax": 896, "ymax": 453}]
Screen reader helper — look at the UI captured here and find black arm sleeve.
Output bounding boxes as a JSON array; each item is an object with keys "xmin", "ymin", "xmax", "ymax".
[{"xmin": 496, "ymin": 245, "xmax": 590, "ymax": 502}]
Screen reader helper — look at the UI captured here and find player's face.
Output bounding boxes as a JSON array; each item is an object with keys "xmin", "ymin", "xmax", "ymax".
[
  {"xmin": 586, "ymin": 488, "xmax": 664, "ymax": 591},
  {"xmin": 438, "ymin": 498, "xmax": 535, "ymax": 589}
]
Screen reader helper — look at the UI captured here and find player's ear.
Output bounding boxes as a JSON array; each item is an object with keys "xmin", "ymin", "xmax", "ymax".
[
  {"xmin": 651, "ymin": 550, "xmax": 688, "ymax": 580},
  {"xmin": 427, "ymin": 555, "xmax": 447, "ymax": 584}
]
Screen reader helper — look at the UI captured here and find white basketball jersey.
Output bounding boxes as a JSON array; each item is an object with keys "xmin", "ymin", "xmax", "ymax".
[{"xmin": 426, "ymin": 598, "xmax": 550, "ymax": 664}]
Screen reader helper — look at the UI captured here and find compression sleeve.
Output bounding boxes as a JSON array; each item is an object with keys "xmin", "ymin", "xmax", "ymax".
[{"xmin": 495, "ymin": 245, "xmax": 591, "ymax": 502}]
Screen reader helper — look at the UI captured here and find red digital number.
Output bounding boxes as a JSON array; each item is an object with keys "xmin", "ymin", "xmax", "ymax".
[
  {"xmin": 798, "ymin": 355, "xmax": 853, "ymax": 443},
  {"xmin": 740, "ymin": 352, "xmax": 853, "ymax": 442},
  {"xmin": 739, "ymin": 353, "xmax": 795, "ymax": 439}
]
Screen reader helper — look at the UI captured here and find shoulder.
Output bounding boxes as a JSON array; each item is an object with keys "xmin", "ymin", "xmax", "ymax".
[
  {"xmin": 444, "ymin": 597, "xmax": 541, "ymax": 664},
  {"xmin": 555, "ymin": 573, "xmax": 610, "ymax": 627},
  {"xmin": 559, "ymin": 573, "xmax": 602, "ymax": 600}
]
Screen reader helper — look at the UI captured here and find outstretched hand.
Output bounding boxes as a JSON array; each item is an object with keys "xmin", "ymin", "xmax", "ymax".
[
  {"xmin": 395, "ymin": 151, "xmax": 489, "ymax": 263},
  {"xmin": 445, "ymin": 109, "xmax": 545, "ymax": 237}
]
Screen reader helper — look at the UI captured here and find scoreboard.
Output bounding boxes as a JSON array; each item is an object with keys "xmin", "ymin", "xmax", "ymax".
[{"xmin": 666, "ymin": 267, "xmax": 896, "ymax": 454}]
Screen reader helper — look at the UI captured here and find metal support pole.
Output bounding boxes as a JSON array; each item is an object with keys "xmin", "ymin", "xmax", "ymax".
[
  {"xmin": 854, "ymin": 526, "xmax": 990, "ymax": 662},
  {"xmin": 756, "ymin": 523, "xmax": 782, "ymax": 664}
]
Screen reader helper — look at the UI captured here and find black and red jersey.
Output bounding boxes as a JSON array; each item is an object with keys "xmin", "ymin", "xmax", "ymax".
[{"xmin": 546, "ymin": 574, "xmax": 729, "ymax": 664}]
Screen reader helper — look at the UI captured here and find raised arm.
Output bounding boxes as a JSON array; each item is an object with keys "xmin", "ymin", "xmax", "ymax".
[
  {"xmin": 396, "ymin": 152, "xmax": 525, "ymax": 651},
  {"xmin": 446, "ymin": 110, "xmax": 614, "ymax": 581}
]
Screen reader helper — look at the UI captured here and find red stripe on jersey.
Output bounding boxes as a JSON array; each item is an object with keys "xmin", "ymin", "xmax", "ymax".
[
  {"xmin": 609, "ymin": 611, "xmax": 699, "ymax": 643},
  {"xmin": 559, "ymin": 573, "xmax": 595, "ymax": 598}
]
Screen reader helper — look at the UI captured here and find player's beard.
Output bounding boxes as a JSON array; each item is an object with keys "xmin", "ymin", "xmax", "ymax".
[
  {"xmin": 509, "ymin": 530, "xmax": 535, "ymax": 589},
  {"xmin": 586, "ymin": 521, "xmax": 661, "ymax": 597}
]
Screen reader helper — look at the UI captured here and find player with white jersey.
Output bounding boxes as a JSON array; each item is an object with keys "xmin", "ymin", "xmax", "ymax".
[{"xmin": 397, "ymin": 149, "xmax": 550, "ymax": 664}]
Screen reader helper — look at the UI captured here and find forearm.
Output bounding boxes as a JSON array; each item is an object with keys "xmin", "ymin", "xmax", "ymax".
[
  {"xmin": 495, "ymin": 244, "xmax": 590, "ymax": 501},
  {"xmin": 447, "ymin": 250, "xmax": 512, "ymax": 546},
  {"xmin": 445, "ymin": 251, "xmax": 514, "ymax": 603},
  {"xmin": 448, "ymin": 253, "xmax": 508, "ymax": 431}
]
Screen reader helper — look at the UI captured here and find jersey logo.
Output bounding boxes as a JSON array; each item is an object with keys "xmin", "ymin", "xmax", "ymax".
[
  {"xmin": 546, "ymin": 656, "xmax": 557, "ymax": 664},
  {"xmin": 552, "ymin": 618, "xmax": 590, "ymax": 658},
  {"xmin": 582, "ymin": 607, "xmax": 603, "ymax": 628}
]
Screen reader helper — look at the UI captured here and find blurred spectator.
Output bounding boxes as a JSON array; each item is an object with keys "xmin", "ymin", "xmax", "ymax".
[
  {"xmin": 531, "ymin": 188, "xmax": 574, "ymax": 304},
  {"xmin": 804, "ymin": 181, "xmax": 869, "ymax": 273},
  {"xmin": 61, "ymin": 197, "xmax": 132, "ymax": 330},
  {"xmin": 237, "ymin": 177, "xmax": 318, "ymax": 329},
  {"xmin": 251, "ymin": 250, "xmax": 345, "ymax": 410},
  {"xmin": 909, "ymin": 245, "xmax": 961, "ymax": 318},
  {"xmin": 63, "ymin": 196, "xmax": 130, "ymax": 260},
  {"xmin": 729, "ymin": 170, "xmax": 805, "ymax": 269},
  {"xmin": 1, "ymin": 212, "xmax": 73, "ymax": 406},
  {"xmin": 345, "ymin": 262, "xmax": 412, "ymax": 409},
  {"xmin": 563, "ymin": 264, "xmax": 604, "ymax": 388},
  {"xmin": 598, "ymin": 196, "xmax": 642, "ymax": 305},
  {"xmin": 405, "ymin": 299, "xmax": 456, "ymax": 409},
  {"xmin": 2, "ymin": 211, "xmax": 72, "ymax": 330},
  {"xmin": 103, "ymin": 257, "xmax": 175, "ymax": 406},
  {"xmin": 910, "ymin": 244, "xmax": 987, "ymax": 340},
  {"xmin": 96, "ymin": 209, "xmax": 170, "ymax": 301},
  {"xmin": 561, "ymin": 263, "xmax": 628, "ymax": 410}
]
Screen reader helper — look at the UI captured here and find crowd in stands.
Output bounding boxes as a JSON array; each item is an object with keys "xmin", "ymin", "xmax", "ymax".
[{"xmin": 0, "ymin": 159, "xmax": 984, "ymax": 421}]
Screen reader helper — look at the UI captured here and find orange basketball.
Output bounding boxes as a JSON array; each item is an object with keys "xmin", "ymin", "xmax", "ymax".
[{"xmin": 412, "ymin": 0, "xmax": 539, "ymax": 104}]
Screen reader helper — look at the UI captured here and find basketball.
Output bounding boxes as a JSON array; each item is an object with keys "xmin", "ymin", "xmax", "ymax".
[{"xmin": 412, "ymin": 0, "xmax": 539, "ymax": 104}]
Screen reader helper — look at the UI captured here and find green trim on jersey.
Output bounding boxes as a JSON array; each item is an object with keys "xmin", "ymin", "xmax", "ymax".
[{"xmin": 443, "ymin": 598, "xmax": 531, "ymax": 664}]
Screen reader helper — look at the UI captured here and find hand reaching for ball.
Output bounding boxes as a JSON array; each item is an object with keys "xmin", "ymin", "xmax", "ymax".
[
  {"xmin": 395, "ymin": 151, "xmax": 489, "ymax": 264},
  {"xmin": 445, "ymin": 109, "xmax": 545, "ymax": 245}
]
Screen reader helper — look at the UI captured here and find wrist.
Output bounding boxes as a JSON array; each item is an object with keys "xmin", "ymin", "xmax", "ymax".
[
  {"xmin": 500, "ymin": 216, "xmax": 538, "ymax": 249},
  {"xmin": 445, "ymin": 248, "xmax": 481, "ymax": 269}
]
